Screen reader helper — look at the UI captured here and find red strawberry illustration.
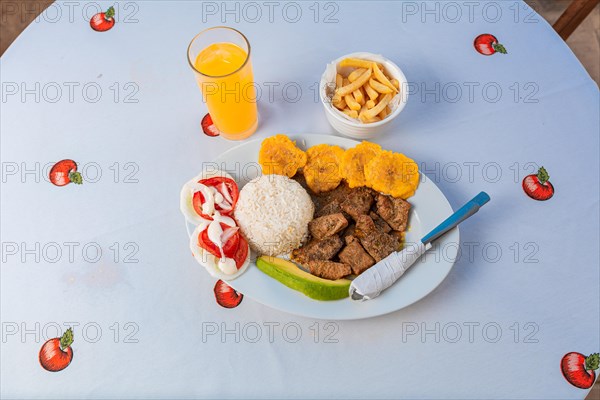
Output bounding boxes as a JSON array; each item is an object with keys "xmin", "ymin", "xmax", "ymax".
[
  {"xmin": 561, "ymin": 352, "xmax": 599, "ymax": 389},
  {"xmin": 214, "ymin": 279, "xmax": 243, "ymax": 308},
  {"xmin": 522, "ymin": 166, "xmax": 554, "ymax": 201},
  {"xmin": 49, "ymin": 159, "xmax": 83, "ymax": 186},
  {"xmin": 90, "ymin": 6, "xmax": 115, "ymax": 32},
  {"xmin": 39, "ymin": 328, "xmax": 74, "ymax": 372},
  {"xmin": 201, "ymin": 113, "xmax": 220, "ymax": 137},
  {"xmin": 474, "ymin": 34, "xmax": 507, "ymax": 56}
]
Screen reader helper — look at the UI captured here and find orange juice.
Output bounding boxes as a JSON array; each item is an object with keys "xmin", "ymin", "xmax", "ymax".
[{"xmin": 194, "ymin": 42, "xmax": 258, "ymax": 140}]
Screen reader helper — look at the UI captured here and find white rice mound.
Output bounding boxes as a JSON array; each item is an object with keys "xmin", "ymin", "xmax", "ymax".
[{"xmin": 235, "ymin": 175, "xmax": 314, "ymax": 256}]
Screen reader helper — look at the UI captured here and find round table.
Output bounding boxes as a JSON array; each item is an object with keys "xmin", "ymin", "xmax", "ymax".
[{"xmin": 1, "ymin": 1, "xmax": 599, "ymax": 398}]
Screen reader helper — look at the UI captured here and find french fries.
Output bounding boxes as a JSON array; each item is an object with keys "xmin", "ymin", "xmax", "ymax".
[
  {"xmin": 353, "ymin": 88, "xmax": 365, "ymax": 105},
  {"xmin": 378, "ymin": 105, "xmax": 391, "ymax": 119},
  {"xmin": 359, "ymin": 112, "xmax": 381, "ymax": 123},
  {"xmin": 364, "ymin": 82, "xmax": 379, "ymax": 101},
  {"xmin": 333, "ymin": 95, "xmax": 346, "ymax": 110},
  {"xmin": 369, "ymin": 78, "xmax": 394, "ymax": 94},
  {"xmin": 345, "ymin": 93, "xmax": 361, "ymax": 111},
  {"xmin": 363, "ymin": 93, "xmax": 392, "ymax": 120},
  {"xmin": 372, "ymin": 63, "xmax": 397, "ymax": 92},
  {"xmin": 336, "ymin": 68, "xmax": 372, "ymax": 97},
  {"xmin": 342, "ymin": 109, "xmax": 358, "ymax": 119},
  {"xmin": 331, "ymin": 57, "xmax": 400, "ymax": 124},
  {"xmin": 339, "ymin": 58, "xmax": 383, "ymax": 70},
  {"xmin": 359, "ymin": 102, "xmax": 368, "ymax": 117},
  {"xmin": 348, "ymin": 68, "xmax": 367, "ymax": 82}
]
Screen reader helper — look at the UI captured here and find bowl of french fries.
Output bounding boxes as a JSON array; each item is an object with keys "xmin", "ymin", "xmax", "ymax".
[{"xmin": 320, "ymin": 52, "xmax": 408, "ymax": 139}]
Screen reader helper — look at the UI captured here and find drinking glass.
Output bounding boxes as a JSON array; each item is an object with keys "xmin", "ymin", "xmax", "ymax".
[{"xmin": 187, "ymin": 27, "xmax": 258, "ymax": 140}]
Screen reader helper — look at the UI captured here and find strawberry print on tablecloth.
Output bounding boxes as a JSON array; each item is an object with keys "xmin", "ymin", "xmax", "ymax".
[
  {"xmin": 214, "ymin": 279, "xmax": 244, "ymax": 308},
  {"xmin": 522, "ymin": 166, "xmax": 554, "ymax": 201},
  {"xmin": 474, "ymin": 34, "xmax": 507, "ymax": 56},
  {"xmin": 561, "ymin": 352, "xmax": 599, "ymax": 389},
  {"xmin": 39, "ymin": 328, "xmax": 74, "ymax": 372},
  {"xmin": 90, "ymin": 6, "xmax": 115, "ymax": 32},
  {"xmin": 201, "ymin": 113, "xmax": 221, "ymax": 137},
  {"xmin": 49, "ymin": 159, "xmax": 83, "ymax": 186}
]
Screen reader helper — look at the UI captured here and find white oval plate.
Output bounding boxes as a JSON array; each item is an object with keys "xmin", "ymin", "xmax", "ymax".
[{"xmin": 186, "ymin": 134, "xmax": 458, "ymax": 320}]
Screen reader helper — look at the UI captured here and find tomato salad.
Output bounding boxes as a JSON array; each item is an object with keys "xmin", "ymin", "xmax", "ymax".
[
  {"xmin": 181, "ymin": 170, "xmax": 250, "ymax": 280},
  {"xmin": 192, "ymin": 177, "xmax": 239, "ymax": 219}
]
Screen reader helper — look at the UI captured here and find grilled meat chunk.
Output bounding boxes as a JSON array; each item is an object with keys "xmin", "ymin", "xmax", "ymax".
[
  {"xmin": 354, "ymin": 215, "xmax": 400, "ymax": 262},
  {"xmin": 315, "ymin": 200, "xmax": 342, "ymax": 218},
  {"xmin": 319, "ymin": 181, "xmax": 351, "ymax": 205},
  {"xmin": 369, "ymin": 211, "xmax": 392, "ymax": 233},
  {"xmin": 375, "ymin": 194, "xmax": 411, "ymax": 232},
  {"xmin": 309, "ymin": 213, "xmax": 349, "ymax": 240},
  {"xmin": 291, "ymin": 235, "xmax": 343, "ymax": 265},
  {"xmin": 306, "ymin": 261, "xmax": 351, "ymax": 280},
  {"xmin": 342, "ymin": 224, "xmax": 356, "ymax": 244},
  {"xmin": 338, "ymin": 240, "xmax": 375, "ymax": 275},
  {"xmin": 340, "ymin": 187, "xmax": 374, "ymax": 221},
  {"xmin": 354, "ymin": 214, "xmax": 378, "ymax": 236}
]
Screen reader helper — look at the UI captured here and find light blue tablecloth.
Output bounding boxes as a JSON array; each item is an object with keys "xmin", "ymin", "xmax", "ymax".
[{"xmin": 1, "ymin": 1, "xmax": 599, "ymax": 398}]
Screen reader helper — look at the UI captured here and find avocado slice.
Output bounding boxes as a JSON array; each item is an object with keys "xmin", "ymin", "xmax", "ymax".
[{"xmin": 256, "ymin": 256, "xmax": 351, "ymax": 301}]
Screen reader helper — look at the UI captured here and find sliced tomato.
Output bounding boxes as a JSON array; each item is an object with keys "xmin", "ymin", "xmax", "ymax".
[
  {"xmin": 200, "ymin": 177, "xmax": 239, "ymax": 214},
  {"xmin": 221, "ymin": 229, "xmax": 240, "ymax": 258},
  {"xmin": 192, "ymin": 191, "xmax": 213, "ymax": 220},
  {"xmin": 198, "ymin": 228, "xmax": 221, "ymax": 258},
  {"xmin": 198, "ymin": 223, "xmax": 240, "ymax": 259},
  {"xmin": 232, "ymin": 235, "xmax": 249, "ymax": 269},
  {"xmin": 191, "ymin": 177, "xmax": 239, "ymax": 219}
]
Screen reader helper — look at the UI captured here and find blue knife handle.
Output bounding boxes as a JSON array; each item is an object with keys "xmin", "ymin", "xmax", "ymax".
[{"xmin": 421, "ymin": 192, "xmax": 490, "ymax": 245}]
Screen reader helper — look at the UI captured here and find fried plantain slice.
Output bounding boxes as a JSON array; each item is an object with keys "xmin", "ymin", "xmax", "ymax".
[
  {"xmin": 304, "ymin": 144, "xmax": 345, "ymax": 194},
  {"xmin": 258, "ymin": 134, "xmax": 307, "ymax": 177},
  {"xmin": 364, "ymin": 150, "xmax": 419, "ymax": 198},
  {"xmin": 340, "ymin": 141, "xmax": 382, "ymax": 188}
]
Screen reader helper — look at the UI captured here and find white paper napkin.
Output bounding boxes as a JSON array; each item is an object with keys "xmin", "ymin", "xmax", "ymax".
[{"xmin": 350, "ymin": 241, "xmax": 432, "ymax": 301}]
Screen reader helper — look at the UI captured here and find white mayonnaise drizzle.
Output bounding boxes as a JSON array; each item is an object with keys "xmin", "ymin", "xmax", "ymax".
[
  {"xmin": 212, "ymin": 213, "xmax": 235, "ymax": 227},
  {"xmin": 206, "ymin": 211, "xmax": 239, "ymax": 275},
  {"xmin": 207, "ymin": 219, "xmax": 224, "ymax": 258},
  {"xmin": 190, "ymin": 182, "xmax": 214, "ymax": 216}
]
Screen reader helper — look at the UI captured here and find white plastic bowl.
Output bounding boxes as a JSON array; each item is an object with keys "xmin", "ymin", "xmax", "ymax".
[{"xmin": 319, "ymin": 52, "xmax": 409, "ymax": 139}]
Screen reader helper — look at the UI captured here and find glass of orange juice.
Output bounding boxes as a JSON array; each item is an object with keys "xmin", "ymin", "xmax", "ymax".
[{"xmin": 187, "ymin": 27, "xmax": 258, "ymax": 140}]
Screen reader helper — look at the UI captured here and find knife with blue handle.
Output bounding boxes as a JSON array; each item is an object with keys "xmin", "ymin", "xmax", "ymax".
[
  {"xmin": 350, "ymin": 191, "xmax": 490, "ymax": 301},
  {"xmin": 421, "ymin": 191, "xmax": 490, "ymax": 245}
]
